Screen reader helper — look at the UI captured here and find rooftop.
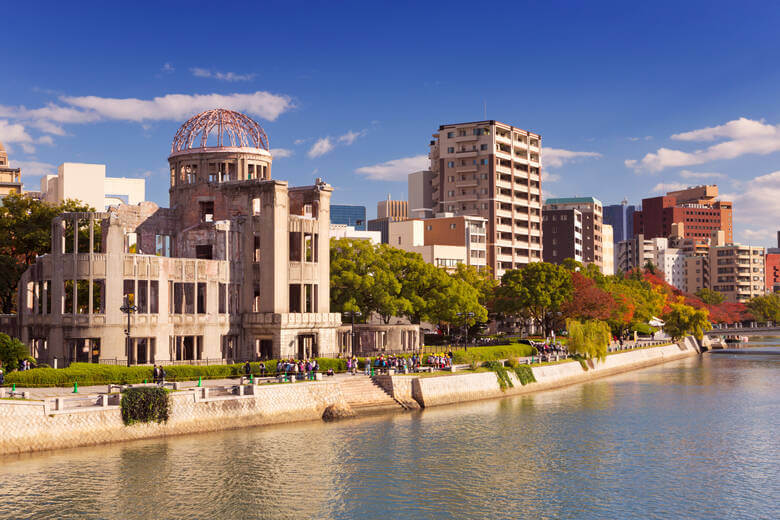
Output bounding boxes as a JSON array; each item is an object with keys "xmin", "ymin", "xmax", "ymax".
[{"xmin": 545, "ymin": 197, "xmax": 601, "ymax": 205}]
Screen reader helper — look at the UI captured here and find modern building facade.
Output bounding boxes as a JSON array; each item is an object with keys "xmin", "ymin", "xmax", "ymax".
[
  {"xmin": 633, "ymin": 185, "xmax": 733, "ymax": 244},
  {"xmin": 329, "ymin": 224, "xmax": 381, "ymax": 244},
  {"xmin": 767, "ymin": 233, "xmax": 780, "ymax": 293},
  {"xmin": 408, "ymin": 170, "xmax": 436, "ymax": 218},
  {"xmin": 377, "ymin": 196, "xmax": 408, "ymax": 219},
  {"xmin": 616, "ymin": 235, "xmax": 668, "ymax": 274},
  {"xmin": 17, "ymin": 109, "xmax": 342, "ymax": 365},
  {"xmin": 684, "ymin": 255, "xmax": 709, "ymax": 294},
  {"xmin": 602, "ymin": 224, "xmax": 614, "ymax": 276},
  {"xmin": 388, "ymin": 214, "xmax": 487, "ymax": 270},
  {"xmin": 544, "ymin": 197, "xmax": 604, "ymax": 271},
  {"xmin": 425, "ymin": 120, "xmax": 542, "ymax": 279},
  {"xmin": 655, "ymin": 247, "xmax": 686, "ymax": 291},
  {"xmin": 603, "ymin": 199, "xmax": 636, "ymax": 243},
  {"xmin": 0, "ymin": 141, "xmax": 22, "ymax": 200},
  {"xmin": 330, "ymin": 204, "xmax": 367, "ymax": 230},
  {"xmin": 41, "ymin": 163, "xmax": 146, "ymax": 209},
  {"xmin": 542, "ymin": 208, "xmax": 583, "ymax": 265},
  {"xmin": 710, "ymin": 242, "xmax": 765, "ymax": 303}
]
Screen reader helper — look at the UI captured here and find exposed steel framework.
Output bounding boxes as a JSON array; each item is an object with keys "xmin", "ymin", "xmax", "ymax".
[{"xmin": 171, "ymin": 109, "xmax": 270, "ymax": 153}]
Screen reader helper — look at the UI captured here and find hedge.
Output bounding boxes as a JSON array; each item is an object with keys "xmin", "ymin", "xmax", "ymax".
[
  {"xmin": 121, "ymin": 387, "xmax": 170, "ymax": 425},
  {"xmin": 452, "ymin": 343, "xmax": 537, "ymax": 365}
]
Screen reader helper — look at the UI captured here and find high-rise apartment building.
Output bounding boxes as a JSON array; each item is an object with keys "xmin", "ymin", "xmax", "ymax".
[
  {"xmin": 602, "ymin": 224, "xmax": 614, "ymax": 276},
  {"xmin": 656, "ymin": 248, "xmax": 686, "ymax": 291},
  {"xmin": 710, "ymin": 243, "xmax": 765, "ymax": 303},
  {"xmin": 330, "ymin": 204, "xmax": 367, "ymax": 230},
  {"xmin": 616, "ymin": 235, "xmax": 668, "ymax": 274},
  {"xmin": 544, "ymin": 197, "xmax": 604, "ymax": 271},
  {"xmin": 633, "ymin": 185, "xmax": 733, "ymax": 244},
  {"xmin": 603, "ymin": 199, "xmax": 636, "ymax": 243},
  {"xmin": 0, "ymin": 141, "xmax": 22, "ymax": 200},
  {"xmin": 764, "ymin": 233, "xmax": 779, "ymax": 293},
  {"xmin": 41, "ymin": 163, "xmax": 145, "ymax": 209},
  {"xmin": 542, "ymin": 208, "xmax": 583, "ymax": 265},
  {"xmin": 425, "ymin": 120, "xmax": 542, "ymax": 279},
  {"xmin": 377, "ymin": 195, "xmax": 408, "ymax": 219},
  {"xmin": 408, "ymin": 170, "xmax": 436, "ymax": 218}
]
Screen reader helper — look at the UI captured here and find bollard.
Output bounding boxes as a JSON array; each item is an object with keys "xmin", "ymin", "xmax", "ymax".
[
  {"xmin": 12, "ymin": 383, "xmax": 15, "ymax": 392},
  {"xmin": 197, "ymin": 376, "xmax": 202, "ymax": 387},
  {"xmin": 73, "ymin": 382, "xmax": 78, "ymax": 393},
  {"xmin": 144, "ymin": 379, "xmax": 147, "ymax": 384},
  {"xmin": 250, "ymin": 374, "xmax": 254, "ymax": 384}
]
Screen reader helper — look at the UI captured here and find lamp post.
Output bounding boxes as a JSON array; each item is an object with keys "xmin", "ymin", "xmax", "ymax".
[
  {"xmin": 456, "ymin": 311, "xmax": 476, "ymax": 350},
  {"xmin": 120, "ymin": 295, "xmax": 137, "ymax": 367},
  {"xmin": 342, "ymin": 310, "xmax": 362, "ymax": 356}
]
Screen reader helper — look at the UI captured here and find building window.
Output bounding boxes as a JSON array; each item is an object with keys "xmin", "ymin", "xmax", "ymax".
[
  {"xmin": 450, "ymin": 223, "xmax": 457, "ymax": 229},
  {"xmin": 447, "ymin": 132, "xmax": 455, "ymax": 138},
  {"xmin": 289, "ymin": 284, "xmax": 301, "ymax": 312},
  {"xmin": 155, "ymin": 235, "xmax": 172, "ymax": 257},
  {"xmin": 289, "ymin": 232, "xmax": 302, "ymax": 261},
  {"xmin": 125, "ymin": 232, "xmax": 138, "ymax": 254},
  {"xmin": 447, "ymin": 147, "xmax": 454, "ymax": 153},
  {"xmin": 199, "ymin": 201, "xmax": 214, "ymax": 222},
  {"xmin": 447, "ymin": 161, "xmax": 455, "ymax": 168},
  {"xmin": 195, "ymin": 245, "xmax": 212, "ymax": 259}
]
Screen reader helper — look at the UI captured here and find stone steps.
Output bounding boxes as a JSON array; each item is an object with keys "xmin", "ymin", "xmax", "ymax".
[{"xmin": 338, "ymin": 376, "xmax": 404, "ymax": 411}]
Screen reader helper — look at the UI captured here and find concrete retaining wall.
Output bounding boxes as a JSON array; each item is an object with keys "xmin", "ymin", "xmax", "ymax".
[
  {"xmin": 0, "ymin": 381, "xmax": 346, "ymax": 455},
  {"xmin": 399, "ymin": 338, "xmax": 699, "ymax": 408}
]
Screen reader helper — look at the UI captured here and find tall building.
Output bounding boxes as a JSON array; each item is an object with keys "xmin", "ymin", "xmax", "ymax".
[
  {"xmin": 17, "ymin": 109, "xmax": 343, "ymax": 365},
  {"xmin": 377, "ymin": 195, "xmax": 407, "ymax": 219},
  {"xmin": 603, "ymin": 199, "xmax": 636, "ymax": 243},
  {"xmin": 426, "ymin": 120, "xmax": 542, "ymax": 279},
  {"xmin": 764, "ymin": 232, "xmax": 780, "ymax": 293},
  {"xmin": 544, "ymin": 197, "xmax": 604, "ymax": 271},
  {"xmin": 684, "ymin": 255, "xmax": 709, "ymax": 294},
  {"xmin": 0, "ymin": 141, "xmax": 22, "ymax": 200},
  {"xmin": 602, "ymin": 224, "xmax": 614, "ymax": 276},
  {"xmin": 710, "ymin": 242, "xmax": 765, "ymax": 303},
  {"xmin": 616, "ymin": 235, "xmax": 668, "ymax": 274},
  {"xmin": 408, "ymin": 170, "xmax": 436, "ymax": 218},
  {"xmin": 633, "ymin": 185, "xmax": 733, "ymax": 244},
  {"xmin": 41, "ymin": 163, "xmax": 145, "ymax": 209},
  {"xmin": 542, "ymin": 208, "xmax": 583, "ymax": 265},
  {"xmin": 656, "ymin": 248, "xmax": 686, "ymax": 291},
  {"xmin": 330, "ymin": 204, "xmax": 366, "ymax": 230}
]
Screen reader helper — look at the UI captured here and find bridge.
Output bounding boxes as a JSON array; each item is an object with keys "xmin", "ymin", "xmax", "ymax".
[{"xmin": 705, "ymin": 324, "xmax": 780, "ymax": 337}]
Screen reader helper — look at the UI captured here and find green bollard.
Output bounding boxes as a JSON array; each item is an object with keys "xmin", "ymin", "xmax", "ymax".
[
  {"xmin": 73, "ymin": 382, "xmax": 78, "ymax": 393},
  {"xmin": 250, "ymin": 374, "xmax": 254, "ymax": 384},
  {"xmin": 12, "ymin": 383, "xmax": 15, "ymax": 391},
  {"xmin": 197, "ymin": 376, "xmax": 202, "ymax": 387},
  {"xmin": 144, "ymin": 379, "xmax": 147, "ymax": 384}
]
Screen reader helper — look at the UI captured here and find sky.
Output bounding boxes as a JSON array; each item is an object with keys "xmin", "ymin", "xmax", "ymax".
[{"xmin": 2, "ymin": 1, "xmax": 780, "ymax": 247}]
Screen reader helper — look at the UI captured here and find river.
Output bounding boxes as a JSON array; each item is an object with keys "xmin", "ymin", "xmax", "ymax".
[{"xmin": 1, "ymin": 339, "xmax": 778, "ymax": 520}]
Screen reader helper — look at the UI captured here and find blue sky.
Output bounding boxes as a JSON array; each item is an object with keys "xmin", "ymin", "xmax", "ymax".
[{"xmin": 2, "ymin": 1, "xmax": 780, "ymax": 247}]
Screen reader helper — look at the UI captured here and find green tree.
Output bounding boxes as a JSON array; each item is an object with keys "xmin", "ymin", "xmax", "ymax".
[
  {"xmin": 662, "ymin": 303, "xmax": 712, "ymax": 340},
  {"xmin": 0, "ymin": 333, "xmax": 29, "ymax": 372},
  {"xmin": 696, "ymin": 288, "xmax": 725, "ymax": 306},
  {"xmin": 451, "ymin": 264, "xmax": 498, "ymax": 308},
  {"xmin": 494, "ymin": 262, "xmax": 573, "ymax": 336},
  {"xmin": 0, "ymin": 255, "xmax": 25, "ymax": 314},
  {"xmin": 566, "ymin": 318, "xmax": 610, "ymax": 361},
  {"xmin": 746, "ymin": 293, "xmax": 780, "ymax": 323}
]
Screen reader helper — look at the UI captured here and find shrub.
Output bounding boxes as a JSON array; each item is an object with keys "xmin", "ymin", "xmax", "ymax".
[
  {"xmin": 513, "ymin": 365, "xmax": 536, "ymax": 386},
  {"xmin": 453, "ymin": 343, "xmax": 536, "ymax": 365},
  {"xmin": 0, "ymin": 333, "xmax": 29, "ymax": 372},
  {"xmin": 121, "ymin": 387, "xmax": 170, "ymax": 425},
  {"xmin": 484, "ymin": 360, "xmax": 513, "ymax": 390}
]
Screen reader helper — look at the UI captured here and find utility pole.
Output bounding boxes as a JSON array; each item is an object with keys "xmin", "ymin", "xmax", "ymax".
[{"xmin": 342, "ymin": 310, "xmax": 362, "ymax": 356}]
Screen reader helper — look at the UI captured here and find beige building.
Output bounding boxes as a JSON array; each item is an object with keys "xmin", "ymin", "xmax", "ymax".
[
  {"xmin": 616, "ymin": 235, "xmax": 668, "ymax": 274},
  {"xmin": 329, "ymin": 224, "xmax": 381, "ymax": 244},
  {"xmin": 684, "ymin": 255, "xmax": 709, "ymax": 294},
  {"xmin": 602, "ymin": 224, "xmax": 614, "ymax": 275},
  {"xmin": 377, "ymin": 195, "xmax": 408, "ymax": 219},
  {"xmin": 388, "ymin": 214, "xmax": 487, "ymax": 270},
  {"xmin": 655, "ymin": 247, "xmax": 686, "ymax": 291},
  {"xmin": 544, "ymin": 197, "xmax": 604, "ymax": 271},
  {"xmin": 710, "ymin": 242, "xmax": 765, "ymax": 303},
  {"xmin": 41, "ymin": 163, "xmax": 145, "ymax": 209},
  {"xmin": 426, "ymin": 120, "xmax": 542, "ymax": 279},
  {"xmin": 17, "ymin": 109, "xmax": 343, "ymax": 365},
  {"xmin": 0, "ymin": 141, "xmax": 22, "ymax": 200}
]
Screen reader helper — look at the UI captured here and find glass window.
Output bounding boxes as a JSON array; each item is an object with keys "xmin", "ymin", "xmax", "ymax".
[
  {"xmin": 126, "ymin": 232, "xmax": 138, "ymax": 254},
  {"xmin": 155, "ymin": 235, "xmax": 171, "ymax": 257}
]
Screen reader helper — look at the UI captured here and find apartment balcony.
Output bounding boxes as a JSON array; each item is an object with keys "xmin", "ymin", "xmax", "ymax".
[
  {"xmin": 529, "ymin": 187, "xmax": 540, "ymax": 196},
  {"xmin": 456, "ymin": 165, "xmax": 478, "ymax": 174},
  {"xmin": 458, "ymin": 177, "xmax": 479, "ymax": 187},
  {"xmin": 496, "ymin": 134, "xmax": 512, "ymax": 145},
  {"xmin": 455, "ymin": 150, "xmax": 478, "ymax": 157},
  {"xmin": 454, "ymin": 134, "xmax": 478, "ymax": 143},
  {"xmin": 496, "ymin": 150, "xmax": 512, "ymax": 161},
  {"xmin": 497, "ymin": 208, "xmax": 513, "ymax": 219},
  {"xmin": 496, "ymin": 178, "xmax": 512, "ymax": 190},
  {"xmin": 496, "ymin": 165, "xmax": 512, "ymax": 176}
]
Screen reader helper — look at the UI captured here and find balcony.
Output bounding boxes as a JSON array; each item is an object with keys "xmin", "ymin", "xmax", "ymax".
[{"xmin": 496, "ymin": 134, "xmax": 512, "ymax": 145}]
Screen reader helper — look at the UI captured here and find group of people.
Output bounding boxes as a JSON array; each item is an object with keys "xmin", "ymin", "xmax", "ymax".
[
  {"xmin": 341, "ymin": 352, "xmax": 455, "ymax": 374},
  {"xmin": 17, "ymin": 359, "xmax": 32, "ymax": 371},
  {"xmin": 152, "ymin": 364, "xmax": 167, "ymax": 384},
  {"xmin": 537, "ymin": 342, "xmax": 567, "ymax": 359},
  {"xmin": 274, "ymin": 359, "xmax": 319, "ymax": 378}
]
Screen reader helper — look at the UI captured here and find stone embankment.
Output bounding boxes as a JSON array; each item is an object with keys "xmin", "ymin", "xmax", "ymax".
[{"xmin": 0, "ymin": 338, "xmax": 699, "ymax": 455}]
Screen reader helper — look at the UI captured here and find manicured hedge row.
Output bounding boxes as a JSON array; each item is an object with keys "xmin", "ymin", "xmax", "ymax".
[
  {"xmin": 452, "ymin": 343, "xmax": 537, "ymax": 365},
  {"xmin": 121, "ymin": 387, "xmax": 170, "ymax": 425}
]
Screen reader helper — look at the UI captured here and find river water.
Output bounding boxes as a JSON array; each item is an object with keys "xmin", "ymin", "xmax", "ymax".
[{"xmin": 1, "ymin": 340, "xmax": 778, "ymax": 520}]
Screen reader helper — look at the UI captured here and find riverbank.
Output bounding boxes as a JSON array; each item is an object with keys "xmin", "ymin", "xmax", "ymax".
[{"xmin": 0, "ymin": 338, "xmax": 699, "ymax": 455}]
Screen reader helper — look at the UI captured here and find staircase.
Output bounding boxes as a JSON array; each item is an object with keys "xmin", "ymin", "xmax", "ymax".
[{"xmin": 338, "ymin": 376, "xmax": 406, "ymax": 413}]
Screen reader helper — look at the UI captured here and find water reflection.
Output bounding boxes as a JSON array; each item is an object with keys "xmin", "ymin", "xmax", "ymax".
[{"xmin": 1, "ymin": 348, "xmax": 778, "ymax": 520}]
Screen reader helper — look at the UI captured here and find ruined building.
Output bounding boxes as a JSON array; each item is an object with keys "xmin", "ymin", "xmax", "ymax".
[{"xmin": 17, "ymin": 109, "xmax": 343, "ymax": 365}]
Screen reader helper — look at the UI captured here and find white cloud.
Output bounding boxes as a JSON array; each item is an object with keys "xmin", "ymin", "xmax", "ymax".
[
  {"xmin": 0, "ymin": 120, "xmax": 33, "ymax": 144},
  {"xmin": 543, "ymin": 147, "xmax": 602, "ymax": 169},
  {"xmin": 270, "ymin": 148, "xmax": 293, "ymax": 158},
  {"xmin": 9, "ymin": 160, "xmax": 56, "ymax": 178},
  {"xmin": 722, "ymin": 170, "xmax": 780, "ymax": 247},
  {"xmin": 679, "ymin": 169, "xmax": 726, "ymax": 180},
  {"xmin": 36, "ymin": 135, "xmax": 54, "ymax": 145},
  {"xmin": 293, "ymin": 138, "xmax": 307, "ymax": 145},
  {"xmin": 627, "ymin": 117, "xmax": 780, "ymax": 172},
  {"xmin": 541, "ymin": 171, "xmax": 561, "ymax": 183},
  {"xmin": 308, "ymin": 137, "xmax": 334, "ymax": 158},
  {"xmin": 190, "ymin": 68, "xmax": 255, "ymax": 82},
  {"xmin": 21, "ymin": 143, "xmax": 36, "ymax": 154},
  {"xmin": 355, "ymin": 155, "xmax": 429, "ymax": 181},
  {"xmin": 338, "ymin": 130, "xmax": 365, "ymax": 145},
  {"xmin": 161, "ymin": 63, "xmax": 175, "ymax": 73},
  {"xmin": 652, "ymin": 182, "xmax": 689, "ymax": 193}
]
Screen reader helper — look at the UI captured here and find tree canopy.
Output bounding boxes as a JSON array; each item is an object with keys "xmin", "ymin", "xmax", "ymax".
[
  {"xmin": 662, "ymin": 302, "xmax": 712, "ymax": 340},
  {"xmin": 746, "ymin": 293, "xmax": 780, "ymax": 323}
]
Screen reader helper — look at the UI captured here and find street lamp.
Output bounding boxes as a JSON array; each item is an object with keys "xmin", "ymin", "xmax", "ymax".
[
  {"xmin": 342, "ymin": 310, "xmax": 362, "ymax": 356},
  {"xmin": 456, "ymin": 311, "xmax": 476, "ymax": 350},
  {"xmin": 120, "ymin": 295, "xmax": 137, "ymax": 367}
]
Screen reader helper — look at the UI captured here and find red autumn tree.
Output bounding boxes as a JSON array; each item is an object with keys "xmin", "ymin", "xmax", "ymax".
[{"xmin": 563, "ymin": 272, "xmax": 617, "ymax": 321}]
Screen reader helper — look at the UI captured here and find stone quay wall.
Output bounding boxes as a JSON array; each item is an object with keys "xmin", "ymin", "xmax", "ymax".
[
  {"xmin": 407, "ymin": 337, "xmax": 699, "ymax": 408},
  {"xmin": 0, "ymin": 381, "xmax": 347, "ymax": 456}
]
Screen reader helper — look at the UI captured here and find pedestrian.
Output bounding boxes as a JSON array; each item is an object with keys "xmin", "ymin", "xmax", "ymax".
[
  {"xmin": 244, "ymin": 361, "xmax": 251, "ymax": 377},
  {"xmin": 258, "ymin": 361, "xmax": 266, "ymax": 377},
  {"xmin": 159, "ymin": 365, "xmax": 166, "ymax": 384},
  {"xmin": 152, "ymin": 364, "xmax": 159, "ymax": 384}
]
